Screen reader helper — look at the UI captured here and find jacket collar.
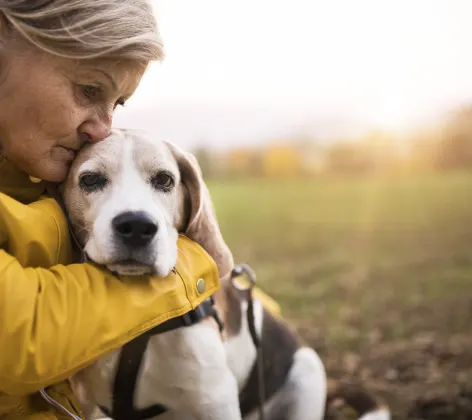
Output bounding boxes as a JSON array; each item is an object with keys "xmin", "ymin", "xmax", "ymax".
[{"xmin": 0, "ymin": 156, "xmax": 46, "ymax": 204}]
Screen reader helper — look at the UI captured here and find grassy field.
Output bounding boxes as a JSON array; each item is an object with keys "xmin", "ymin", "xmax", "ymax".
[{"xmin": 208, "ymin": 171, "xmax": 472, "ymax": 419}]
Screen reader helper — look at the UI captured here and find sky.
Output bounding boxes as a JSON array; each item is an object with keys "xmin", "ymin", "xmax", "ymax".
[{"xmin": 114, "ymin": 0, "xmax": 472, "ymax": 150}]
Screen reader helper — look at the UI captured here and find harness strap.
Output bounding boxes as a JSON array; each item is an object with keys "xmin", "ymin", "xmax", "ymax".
[
  {"xmin": 145, "ymin": 296, "xmax": 223, "ymax": 336},
  {"xmin": 99, "ymin": 333, "xmax": 167, "ymax": 420}
]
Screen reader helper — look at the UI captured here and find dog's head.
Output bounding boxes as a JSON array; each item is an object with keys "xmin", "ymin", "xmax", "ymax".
[{"xmin": 62, "ymin": 128, "xmax": 233, "ymax": 279}]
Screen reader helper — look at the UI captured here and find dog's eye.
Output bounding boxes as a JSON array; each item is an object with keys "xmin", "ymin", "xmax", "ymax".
[
  {"xmin": 151, "ymin": 172, "xmax": 174, "ymax": 191},
  {"xmin": 79, "ymin": 172, "xmax": 108, "ymax": 192}
]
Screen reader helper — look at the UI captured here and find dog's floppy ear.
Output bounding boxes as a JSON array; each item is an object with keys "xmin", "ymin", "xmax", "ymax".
[{"xmin": 165, "ymin": 140, "xmax": 234, "ymax": 282}]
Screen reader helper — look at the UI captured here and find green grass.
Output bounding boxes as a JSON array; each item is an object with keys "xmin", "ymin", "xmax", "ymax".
[{"xmin": 207, "ymin": 171, "xmax": 472, "ymax": 351}]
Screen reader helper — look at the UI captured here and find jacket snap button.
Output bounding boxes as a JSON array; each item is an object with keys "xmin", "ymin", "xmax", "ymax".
[{"xmin": 196, "ymin": 278, "xmax": 206, "ymax": 294}]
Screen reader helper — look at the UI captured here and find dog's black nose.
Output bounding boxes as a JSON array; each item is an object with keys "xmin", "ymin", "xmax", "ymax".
[{"xmin": 112, "ymin": 211, "xmax": 158, "ymax": 247}]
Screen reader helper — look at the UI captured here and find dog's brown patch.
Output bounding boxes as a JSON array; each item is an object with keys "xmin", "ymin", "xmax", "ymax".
[{"xmin": 326, "ymin": 379, "xmax": 387, "ymax": 416}]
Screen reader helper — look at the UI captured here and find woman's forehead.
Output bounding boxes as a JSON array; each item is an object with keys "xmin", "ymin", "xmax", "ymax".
[
  {"xmin": 69, "ymin": 58, "xmax": 146, "ymax": 81},
  {"xmin": 8, "ymin": 41, "xmax": 147, "ymax": 93}
]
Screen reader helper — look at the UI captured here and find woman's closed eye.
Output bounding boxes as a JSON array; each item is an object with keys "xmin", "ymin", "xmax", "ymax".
[
  {"xmin": 79, "ymin": 84, "xmax": 126, "ymax": 109},
  {"xmin": 81, "ymin": 84, "xmax": 103, "ymax": 102}
]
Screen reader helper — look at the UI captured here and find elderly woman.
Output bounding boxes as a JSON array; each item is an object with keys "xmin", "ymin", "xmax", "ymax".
[{"xmin": 0, "ymin": 1, "xmax": 219, "ymax": 418}]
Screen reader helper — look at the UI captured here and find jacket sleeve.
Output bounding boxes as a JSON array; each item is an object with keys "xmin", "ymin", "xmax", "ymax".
[{"xmin": 0, "ymin": 194, "xmax": 220, "ymax": 396}]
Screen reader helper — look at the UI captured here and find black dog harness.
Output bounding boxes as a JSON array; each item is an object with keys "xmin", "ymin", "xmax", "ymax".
[{"xmin": 98, "ymin": 297, "xmax": 223, "ymax": 420}]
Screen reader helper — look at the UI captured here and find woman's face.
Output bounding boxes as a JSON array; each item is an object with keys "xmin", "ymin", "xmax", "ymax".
[{"xmin": 0, "ymin": 40, "xmax": 145, "ymax": 182}]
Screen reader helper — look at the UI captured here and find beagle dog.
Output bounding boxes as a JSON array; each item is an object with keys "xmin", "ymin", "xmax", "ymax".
[{"xmin": 62, "ymin": 128, "xmax": 390, "ymax": 420}]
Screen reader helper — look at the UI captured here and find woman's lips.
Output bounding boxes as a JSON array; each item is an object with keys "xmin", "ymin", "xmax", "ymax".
[{"xmin": 57, "ymin": 146, "xmax": 77, "ymax": 160}]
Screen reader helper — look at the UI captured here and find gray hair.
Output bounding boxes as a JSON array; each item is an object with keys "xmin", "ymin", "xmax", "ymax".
[{"xmin": 0, "ymin": 0, "xmax": 164, "ymax": 62}]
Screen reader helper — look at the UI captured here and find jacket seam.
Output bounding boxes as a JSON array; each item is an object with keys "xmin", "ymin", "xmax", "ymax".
[{"xmin": 176, "ymin": 265, "xmax": 193, "ymax": 309}]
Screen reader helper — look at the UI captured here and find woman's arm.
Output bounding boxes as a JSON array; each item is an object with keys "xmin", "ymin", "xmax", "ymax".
[{"xmin": 0, "ymin": 239, "xmax": 219, "ymax": 396}]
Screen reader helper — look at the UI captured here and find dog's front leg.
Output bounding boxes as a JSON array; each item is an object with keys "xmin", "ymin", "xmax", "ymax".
[
  {"xmin": 140, "ymin": 319, "xmax": 242, "ymax": 420},
  {"xmin": 189, "ymin": 363, "xmax": 241, "ymax": 420}
]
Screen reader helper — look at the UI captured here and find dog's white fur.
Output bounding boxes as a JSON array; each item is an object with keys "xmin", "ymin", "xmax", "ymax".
[{"xmin": 63, "ymin": 128, "xmax": 388, "ymax": 420}]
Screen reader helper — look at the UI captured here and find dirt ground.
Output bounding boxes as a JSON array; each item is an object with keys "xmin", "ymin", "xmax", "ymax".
[{"xmin": 302, "ymin": 329, "xmax": 472, "ymax": 420}]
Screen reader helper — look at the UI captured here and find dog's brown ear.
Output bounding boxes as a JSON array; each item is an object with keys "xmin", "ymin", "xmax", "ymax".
[{"xmin": 165, "ymin": 141, "xmax": 234, "ymax": 282}]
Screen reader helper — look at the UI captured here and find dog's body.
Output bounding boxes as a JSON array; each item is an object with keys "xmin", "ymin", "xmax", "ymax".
[{"xmin": 62, "ymin": 128, "xmax": 390, "ymax": 420}]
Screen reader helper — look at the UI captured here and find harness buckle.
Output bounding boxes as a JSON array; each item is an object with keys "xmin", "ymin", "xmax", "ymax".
[{"xmin": 231, "ymin": 264, "xmax": 257, "ymax": 291}]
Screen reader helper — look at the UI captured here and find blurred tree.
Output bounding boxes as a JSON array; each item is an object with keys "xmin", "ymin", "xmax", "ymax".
[
  {"xmin": 407, "ymin": 128, "xmax": 439, "ymax": 172},
  {"xmin": 435, "ymin": 105, "xmax": 472, "ymax": 170}
]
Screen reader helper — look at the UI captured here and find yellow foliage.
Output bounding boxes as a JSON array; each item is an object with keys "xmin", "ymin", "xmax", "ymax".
[{"xmin": 260, "ymin": 145, "xmax": 302, "ymax": 177}]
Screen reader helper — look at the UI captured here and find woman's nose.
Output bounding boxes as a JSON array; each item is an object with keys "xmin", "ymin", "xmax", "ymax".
[{"xmin": 79, "ymin": 114, "xmax": 112, "ymax": 143}]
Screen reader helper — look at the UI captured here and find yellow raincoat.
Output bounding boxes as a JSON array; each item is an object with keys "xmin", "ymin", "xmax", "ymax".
[{"xmin": 0, "ymin": 156, "xmax": 220, "ymax": 419}]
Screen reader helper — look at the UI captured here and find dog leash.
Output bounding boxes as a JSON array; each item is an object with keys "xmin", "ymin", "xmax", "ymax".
[{"xmin": 231, "ymin": 264, "xmax": 266, "ymax": 420}]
